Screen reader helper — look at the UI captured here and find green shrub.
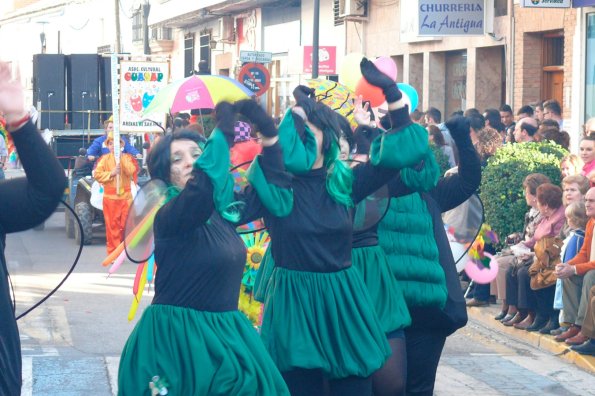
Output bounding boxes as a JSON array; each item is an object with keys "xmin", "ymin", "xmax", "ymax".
[
  {"xmin": 479, "ymin": 141, "xmax": 567, "ymax": 249},
  {"xmin": 430, "ymin": 144, "xmax": 451, "ymax": 176}
]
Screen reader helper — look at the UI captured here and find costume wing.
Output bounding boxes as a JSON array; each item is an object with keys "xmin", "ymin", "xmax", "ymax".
[
  {"xmin": 441, "ymin": 193, "xmax": 485, "ymax": 272},
  {"xmin": 123, "ymin": 179, "xmax": 167, "ymax": 264},
  {"xmin": 9, "ymin": 201, "xmax": 83, "ymax": 320}
]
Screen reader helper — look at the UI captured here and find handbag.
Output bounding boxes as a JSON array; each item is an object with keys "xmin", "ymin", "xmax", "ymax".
[{"xmin": 529, "ymin": 237, "xmax": 562, "ymax": 290}]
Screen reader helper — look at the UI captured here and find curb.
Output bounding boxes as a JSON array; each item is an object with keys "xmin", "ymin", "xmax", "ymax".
[{"xmin": 467, "ymin": 306, "xmax": 595, "ymax": 374}]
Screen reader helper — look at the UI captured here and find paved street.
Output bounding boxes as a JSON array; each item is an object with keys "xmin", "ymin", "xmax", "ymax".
[{"xmin": 7, "ymin": 211, "xmax": 595, "ymax": 395}]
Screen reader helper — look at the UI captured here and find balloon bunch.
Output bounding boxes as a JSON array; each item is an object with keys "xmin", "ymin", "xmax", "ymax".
[{"xmin": 339, "ymin": 53, "xmax": 419, "ymax": 112}]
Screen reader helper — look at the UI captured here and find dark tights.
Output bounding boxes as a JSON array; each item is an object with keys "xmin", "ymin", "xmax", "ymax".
[
  {"xmin": 282, "ymin": 368, "xmax": 372, "ymax": 396},
  {"xmin": 372, "ymin": 336, "xmax": 407, "ymax": 396}
]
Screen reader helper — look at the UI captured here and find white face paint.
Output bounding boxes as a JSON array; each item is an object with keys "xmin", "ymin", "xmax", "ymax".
[{"xmin": 169, "ymin": 139, "xmax": 202, "ymax": 189}]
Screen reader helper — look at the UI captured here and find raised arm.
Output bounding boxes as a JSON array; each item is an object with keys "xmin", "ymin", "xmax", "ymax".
[
  {"xmin": 0, "ymin": 62, "xmax": 66, "ymax": 233},
  {"xmin": 429, "ymin": 116, "xmax": 482, "ymax": 212}
]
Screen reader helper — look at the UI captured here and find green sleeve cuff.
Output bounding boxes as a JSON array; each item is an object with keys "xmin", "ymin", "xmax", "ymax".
[
  {"xmin": 246, "ymin": 156, "xmax": 294, "ymax": 217},
  {"xmin": 278, "ymin": 108, "xmax": 319, "ymax": 174},
  {"xmin": 370, "ymin": 123, "xmax": 429, "ymax": 169},
  {"xmin": 194, "ymin": 128, "xmax": 235, "ymax": 218},
  {"xmin": 400, "ymin": 147, "xmax": 440, "ymax": 192}
]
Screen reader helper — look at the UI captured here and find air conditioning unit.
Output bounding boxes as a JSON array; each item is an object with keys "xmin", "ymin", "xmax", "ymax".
[
  {"xmin": 219, "ymin": 16, "xmax": 235, "ymax": 43},
  {"xmin": 339, "ymin": 0, "xmax": 367, "ymax": 18}
]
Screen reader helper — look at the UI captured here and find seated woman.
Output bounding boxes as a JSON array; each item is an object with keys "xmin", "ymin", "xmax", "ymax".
[
  {"xmin": 500, "ymin": 174, "xmax": 550, "ymax": 326},
  {"xmin": 526, "ymin": 183, "xmax": 566, "ymax": 333},
  {"xmin": 117, "ymin": 118, "xmax": 290, "ymax": 394}
]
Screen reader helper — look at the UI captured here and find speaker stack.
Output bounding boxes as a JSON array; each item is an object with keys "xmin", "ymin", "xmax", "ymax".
[{"xmin": 32, "ymin": 54, "xmax": 66, "ymax": 130}]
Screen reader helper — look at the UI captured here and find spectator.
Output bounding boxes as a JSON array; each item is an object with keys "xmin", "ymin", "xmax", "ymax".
[
  {"xmin": 427, "ymin": 124, "xmax": 456, "ymax": 167},
  {"xmin": 583, "ymin": 117, "xmax": 595, "ymax": 138},
  {"xmin": 513, "ymin": 117, "xmax": 538, "ymax": 143},
  {"xmin": 94, "ymin": 133, "xmax": 138, "ymax": 255},
  {"xmin": 86, "ymin": 118, "xmax": 140, "ymax": 161},
  {"xmin": 560, "ymin": 154, "xmax": 584, "ymax": 178},
  {"xmin": 517, "ymin": 105, "xmax": 535, "ymax": 120},
  {"xmin": 468, "ymin": 113, "xmax": 486, "ymax": 146},
  {"xmin": 411, "ymin": 109, "xmax": 425, "ymax": 126},
  {"xmin": 570, "ymin": 286, "xmax": 595, "ymax": 355},
  {"xmin": 539, "ymin": 128, "xmax": 570, "ymax": 150},
  {"xmin": 526, "ymin": 184, "xmax": 566, "ymax": 333},
  {"xmin": 483, "ymin": 108, "xmax": 505, "ymax": 141},
  {"xmin": 554, "ymin": 187, "xmax": 595, "ymax": 346},
  {"xmin": 580, "ymin": 136, "xmax": 595, "ymax": 183},
  {"xmin": 562, "ymin": 175, "xmax": 590, "ymax": 207},
  {"xmin": 500, "ymin": 104, "xmax": 515, "ymax": 139},
  {"xmin": 425, "ymin": 107, "xmax": 454, "ymax": 148},
  {"xmin": 543, "ymin": 99, "xmax": 563, "ymax": 128},
  {"xmin": 501, "ymin": 174, "xmax": 551, "ymax": 327},
  {"xmin": 474, "ymin": 126, "xmax": 501, "ymax": 163},
  {"xmin": 534, "ymin": 101, "xmax": 545, "ymax": 123},
  {"xmin": 464, "ymin": 108, "xmax": 481, "ymax": 118}
]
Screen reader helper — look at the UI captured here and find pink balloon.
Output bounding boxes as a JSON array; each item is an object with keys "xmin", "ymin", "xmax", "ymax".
[
  {"xmin": 464, "ymin": 253, "xmax": 499, "ymax": 284},
  {"xmin": 355, "ymin": 77, "xmax": 385, "ymax": 107},
  {"xmin": 373, "ymin": 56, "xmax": 397, "ymax": 82}
]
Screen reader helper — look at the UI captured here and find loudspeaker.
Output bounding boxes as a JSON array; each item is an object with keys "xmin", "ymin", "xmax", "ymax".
[
  {"xmin": 51, "ymin": 135, "xmax": 91, "ymax": 169},
  {"xmin": 99, "ymin": 56, "xmax": 112, "ymax": 124},
  {"xmin": 68, "ymin": 54, "xmax": 100, "ymax": 130},
  {"xmin": 33, "ymin": 54, "xmax": 66, "ymax": 130}
]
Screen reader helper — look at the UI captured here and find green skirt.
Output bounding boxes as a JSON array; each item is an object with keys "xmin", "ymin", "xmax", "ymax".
[
  {"xmin": 118, "ymin": 305, "xmax": 289, "ymax": 396},
  {"xmin": 351, "ymin": 245, "xmax": 411, "ymax": 333},
  {"xmin": 261, "ymin": 265, "xmax": 391, "ymax": 379},
  {"xmin": 253, "ymin": 248, "xmax": 274, "ymax": 303}
]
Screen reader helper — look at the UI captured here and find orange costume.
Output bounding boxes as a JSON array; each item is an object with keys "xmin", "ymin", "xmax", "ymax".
[{"xmin": 94, "ymin": 152, "xmax": 137, "ymax": 254}]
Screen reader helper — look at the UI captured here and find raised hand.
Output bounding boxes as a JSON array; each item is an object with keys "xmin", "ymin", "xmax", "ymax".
[
  {"xmin": 360, "ymin": 58, "xmax": 402, "ymax": 103},
  {"xmin": 0, "ymin": 62, "xmax": 27, "ymax": 125},
  {"xmin": 234, "ymin": 99, "xmax": 277, "ymax": 137},
  {"xmin": 444, "ymin": 115, "xmax": 471, "ymax": 143},
  {"xmin": 352, "ymin": 95, "xmax": 371, "ymax": 127}
]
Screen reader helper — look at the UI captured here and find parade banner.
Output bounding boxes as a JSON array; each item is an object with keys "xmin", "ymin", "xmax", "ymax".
[{"xmin": 119, "ymin": 61, "xmax": 169, "ymax": 133}]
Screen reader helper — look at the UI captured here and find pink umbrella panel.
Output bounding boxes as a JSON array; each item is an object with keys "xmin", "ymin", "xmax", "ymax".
[{"xmin": 143, "ymin": 74, "xmax": 255, "ymax": 116}]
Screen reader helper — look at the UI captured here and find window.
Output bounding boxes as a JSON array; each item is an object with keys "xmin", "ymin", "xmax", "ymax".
[
  {"xmin": 132, "ymin": 10, "xmax": 142, "ymax": 42},
  {"xmin": 495, "ymin": 0, "xmax": 507, "ymax": 17},
  {"xmin": 151, "ymin": 27, "xmax": 173, "ymax": 41},
  {"xmin": 333, "ymin": 0, "xmax": 344, "ymax": 26},
  {"xmin": 543, "ymin": 36, "xmax": 564, "ymax": 67},
  {"xmin": 184, "ymin": 33, "xmax": 195, "ymax": 77},
  {"xmin": 199, "ymin": 31, "xmax": 211, "ymax": 67}
]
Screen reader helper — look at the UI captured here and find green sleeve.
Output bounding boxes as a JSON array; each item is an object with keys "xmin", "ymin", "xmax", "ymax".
[
  {"xmin": 370, "ymin": 123, "xmax": 429, "ymax": 169},
  {"xmin": 277, "ymin": 108, "xmax": 319, "ymax": 174},
  {"xmin": 400, "ymin": 147, "xmax": 440, "ymax": 192},
  {"xmin": 246, "ymin": 156, "xmax": 294, "ymax": 217},
  {"xmin": 194, "ymin": 128, "xmax": 235, "ymax": 219}
]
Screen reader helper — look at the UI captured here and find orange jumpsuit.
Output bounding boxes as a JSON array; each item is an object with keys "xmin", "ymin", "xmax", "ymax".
[{"xmin": 94, "ymin": 153, "xmax": 137, "ymax": 255}]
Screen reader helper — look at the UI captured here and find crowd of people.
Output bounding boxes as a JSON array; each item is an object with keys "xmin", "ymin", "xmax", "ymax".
[
  {"xmin": 409, "ymin": 98, "xmax": 595, "ymax": 359},
  {"xmin": 2, "ymin": 52, "xmax": 595, "ymax": 396}
]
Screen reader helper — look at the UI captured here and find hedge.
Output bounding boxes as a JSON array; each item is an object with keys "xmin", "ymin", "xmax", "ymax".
[{"xmin": 479, "ymin": 141, "xmax": 567, "ymax": 249}]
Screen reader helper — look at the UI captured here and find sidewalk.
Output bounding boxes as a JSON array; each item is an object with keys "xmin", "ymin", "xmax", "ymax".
[{"xmin": 467, "ymin": 305, "xmax": 595, "ymax": 375}]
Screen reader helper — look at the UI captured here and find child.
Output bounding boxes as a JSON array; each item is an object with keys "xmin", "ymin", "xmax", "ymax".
[{"xmin": 552, "ymin": 202, "xmax": 587, "ymax": 335}]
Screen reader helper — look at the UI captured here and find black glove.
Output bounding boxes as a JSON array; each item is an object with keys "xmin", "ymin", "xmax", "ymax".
[
  {"xmin": 214, "ymin": 101, "xmax": 236, "ymax": 145},
  {"xmin": 235, "ymin": 99, "xmax": 277, "ymax": 137},
  {"xmin": 293, "ymin": 85, "xmax": 316, "ymax": 117},
  {"xmin": 445, "ymin": 115, "xmax": 471, "ymax": 144},
  {"xmin": 354, "ymin": 125, "xmax": 381, "ymax": 155},
  {"xmin": 360, "ymin": 58, "xmax": 402, "ymax": 103}
]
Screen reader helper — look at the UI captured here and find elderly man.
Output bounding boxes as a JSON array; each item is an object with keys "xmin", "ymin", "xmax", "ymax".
[
  {"xmin": 555, "ymin": 187, "xmax": 595, "ymax": 346},
  {"xmin": 513, "ymin": 117, "xmax": 538, "ymax": 143}
]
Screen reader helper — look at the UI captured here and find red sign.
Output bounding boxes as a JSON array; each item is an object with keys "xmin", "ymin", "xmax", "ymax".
[
  {"xmin": 238, "ymin": 63, "xmax": 270, "ymax": 97},
  {"xmin": 303, "ymin": 46, "xmax": 337, "ymax": 75}
]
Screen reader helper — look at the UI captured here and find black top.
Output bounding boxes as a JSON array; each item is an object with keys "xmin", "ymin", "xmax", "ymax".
[
  {"xmin": 151, "ymin": 143, "xmax": 288, "ymax": 312},
  {"xmin": 0, "ymin": 120, "xmax": 67, "ymax": 396},
  {"xmin": 246, "ymin": 161, "xmax": 396, "ymax": 272}
]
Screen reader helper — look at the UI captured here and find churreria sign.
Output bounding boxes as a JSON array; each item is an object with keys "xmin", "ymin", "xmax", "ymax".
[{"xmin": 418, "ymin": 0, "xmax": 485, "ymax": 36}]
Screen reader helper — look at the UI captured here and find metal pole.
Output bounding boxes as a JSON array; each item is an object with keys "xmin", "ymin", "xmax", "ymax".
[
  {"xmin": 114, "ymin": 0, "xmax": 121, "ymax": 53},
  {"xmin": 312, "ymin": 0, "xmax": 320, "ymax": 79},
  {"xmin": 143, "ymin": 1, "xmax": 151, "ymax": 55}
]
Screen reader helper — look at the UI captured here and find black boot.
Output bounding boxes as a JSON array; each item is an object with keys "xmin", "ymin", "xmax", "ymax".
[
  {"xmin": 539, "ymin": 312, "xmax": 560, "ymax": 334},
  {"xmin": 526, "ymin": 314, "xmax": 548, "ymax": 332}
]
